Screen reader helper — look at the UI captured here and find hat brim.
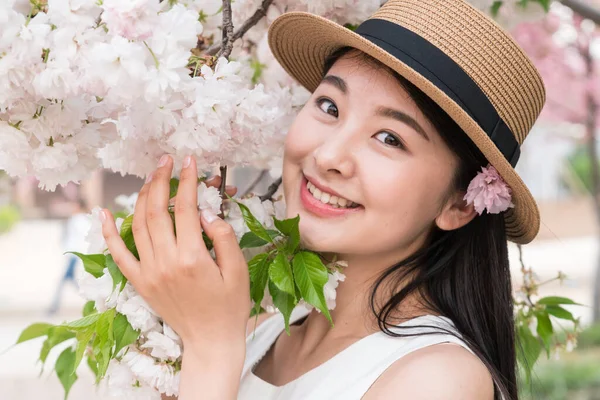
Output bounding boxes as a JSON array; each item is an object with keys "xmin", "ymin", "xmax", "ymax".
[{"xmin": 268, "ymin": 12, "xmax": 540, "ymax": 244}]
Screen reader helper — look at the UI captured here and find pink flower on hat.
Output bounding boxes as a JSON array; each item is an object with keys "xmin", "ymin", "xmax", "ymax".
[{"xmin": 464, "ymin": 164, "xmax": 514, "ymax": 215}]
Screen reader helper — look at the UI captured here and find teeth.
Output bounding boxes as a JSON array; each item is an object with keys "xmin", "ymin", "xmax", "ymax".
[{"xmin": 306, "ymin": 180, "xmax": 357, "ymax": 209}]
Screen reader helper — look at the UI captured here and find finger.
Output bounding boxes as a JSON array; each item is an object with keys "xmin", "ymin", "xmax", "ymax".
[
  {"xmin": 132, "ymin": 178, "xmax": 155, "ymax": 264},
  {"xmin": 204, "ymin": 176, "xmax": 236, "ymax": 197},
  {"xmin": 146, "ymin": 155, "xmax": 177, "ymax": 260},
  {"xmin": 101, "ymin": 209, "xmax": 141, "ymax": 284},
  {"xmin": 175, "ymin": 156, "xmax": 207, "ymax": 256},
  {"xmin": 225, "ymin": 185, "xmax": 237, "ymax": 196},
  {"xmin": 200, "ymin": 209, "xmax": 247, "ymax": 283}
]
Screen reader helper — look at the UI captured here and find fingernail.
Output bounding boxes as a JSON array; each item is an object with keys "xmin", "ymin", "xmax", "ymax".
[
  {"xmin": 158, "ymin": 155, "xmax": 169, "ymax": 168},
  {"xmin": 206, "ymin": 176, "xmax": 218, "ymax": 183},
  {"xmin": 183, "ymin": 156, "xmax": 192, "ymax": 169},
  {"xmin": 226, "ymin": 185, "xmax": 235, "ymax": 191},
  {"xmin": 145, "ymin": 172, "xmax": 153, "ymax": 183},
  {"xmin": 201, "ymin": 208, "xmax": 218, "ymax": 224},
  {"xmin": 100, "ymin": 209, "xmax": 107, "ymax": 224}
]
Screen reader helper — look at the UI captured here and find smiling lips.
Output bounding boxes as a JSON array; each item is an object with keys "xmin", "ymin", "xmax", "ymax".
[{"xmin": 300, "ymin": 176, "xmax": 362, "ymax": 217}]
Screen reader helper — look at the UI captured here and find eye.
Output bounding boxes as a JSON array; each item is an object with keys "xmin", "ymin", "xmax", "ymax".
[
  {"xmin": 316, "ymin": 98, "xmax": 339, "ymax": 117},
  {"xmin": 374, "ymin": 132, "xmax": 404, "ymax": 149}
]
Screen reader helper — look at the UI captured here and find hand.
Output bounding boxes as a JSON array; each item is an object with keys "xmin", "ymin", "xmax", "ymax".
[{"xmin": 100, "ymin": 155, "xmax": 251, "ymax": 350}]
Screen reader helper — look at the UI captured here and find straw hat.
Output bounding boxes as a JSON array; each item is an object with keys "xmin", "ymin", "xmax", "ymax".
[{"xmin": 268, "ymin": 0, "xmax": 546, "ymax": 244}]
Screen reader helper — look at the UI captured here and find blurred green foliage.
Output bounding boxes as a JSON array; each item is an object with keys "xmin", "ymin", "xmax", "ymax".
[
  {"xmin": 0, "ymin": 204, "xmax": 20, "ymax": 234},
  {"xmin": 520, "ymin": 324, "xmax": 600, "ymax": 399}
]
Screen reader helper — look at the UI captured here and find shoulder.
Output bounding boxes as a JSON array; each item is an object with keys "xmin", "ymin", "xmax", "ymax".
[
  {"xmin": 245, "ymin": 312, "xmax": 275, "ymax": 336},
  {"xmin": 363, "ymin": 343, "xmax": 494, "ymax": 400}
]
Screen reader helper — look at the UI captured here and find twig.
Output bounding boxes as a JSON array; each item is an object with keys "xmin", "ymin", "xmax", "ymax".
[
  {"xmin": 241, "ymin": 169, "xmax": 268, "ymax": 197},
  {"xmin": 219, "ymin": 165, "xmax": 228, "ymax": 217},
  {"xmin": 216, "ymin": 0, "xmax": 235, "ymax": 59},
  {"xmin": 207, "ymin": 0, "xmax": 275, "ymax": 56},
  {"xmin": 259, "ymin": 177, "xmax": 282, "ymax": 202}
]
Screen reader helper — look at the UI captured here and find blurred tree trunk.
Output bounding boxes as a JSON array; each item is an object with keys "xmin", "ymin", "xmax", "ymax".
[
  {"xmin": 581, "ymin": 38, "xmax": 600, "ymax": 322},
  {"xmin": 560, "ymin": 0, "xmax": 600, "ymax": 25}
]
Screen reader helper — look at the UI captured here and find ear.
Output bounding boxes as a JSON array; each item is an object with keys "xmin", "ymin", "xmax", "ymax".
[{"xmin": 435, "ymin": 191, "xmax": 478, "ymax": 231}]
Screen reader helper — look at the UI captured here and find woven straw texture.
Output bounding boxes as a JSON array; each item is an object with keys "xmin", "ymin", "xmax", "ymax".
[{"xmin": 268, "ymin": 0, "xmax": 546, "ymax": 244}]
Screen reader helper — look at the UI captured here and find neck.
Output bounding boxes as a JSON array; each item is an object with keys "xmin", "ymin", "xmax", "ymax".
[{"xmin": 300, "ymin": 249, "xmax": 427, "ymax": 341}]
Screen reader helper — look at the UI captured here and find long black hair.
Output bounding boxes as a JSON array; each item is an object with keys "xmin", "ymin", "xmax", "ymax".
[{"xmin": 323, "ymin": 47, "xmax": 517, "ymax": 400}]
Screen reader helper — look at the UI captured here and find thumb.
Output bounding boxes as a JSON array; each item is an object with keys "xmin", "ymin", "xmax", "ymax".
[{"xmin": 200, "ymin": 209, "xmax": 246, "ymax": 281}]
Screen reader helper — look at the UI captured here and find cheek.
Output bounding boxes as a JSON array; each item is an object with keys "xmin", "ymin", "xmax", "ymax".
[{"xmin": 362, "ymin": 158, "xmax": 454, "ymax": 240}]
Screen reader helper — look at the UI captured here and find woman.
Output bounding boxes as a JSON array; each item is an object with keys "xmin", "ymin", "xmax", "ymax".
[{"xmin": 100, "ymin": 0, "xmax": 545, "ymax": 399}]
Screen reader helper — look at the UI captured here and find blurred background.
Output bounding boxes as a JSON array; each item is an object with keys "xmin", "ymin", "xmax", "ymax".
[{"xmin": 3, "ymin": 1, "xmax": 600, "ymax": 399}]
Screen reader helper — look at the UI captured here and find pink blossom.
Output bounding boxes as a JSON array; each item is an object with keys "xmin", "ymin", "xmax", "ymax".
[{"xmin": 464, "ymin": 165, "xmax": 514, "ymax": 215}]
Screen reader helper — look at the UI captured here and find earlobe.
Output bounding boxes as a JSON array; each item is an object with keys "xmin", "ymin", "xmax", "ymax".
[{"xmin": 435, "ymin": 194, "xmax": 478, "ymax": 232}]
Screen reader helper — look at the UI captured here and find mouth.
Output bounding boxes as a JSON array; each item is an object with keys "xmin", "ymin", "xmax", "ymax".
[{"xmin": 299, "ymin": 175, "xmax": 363, "ymax": 218}]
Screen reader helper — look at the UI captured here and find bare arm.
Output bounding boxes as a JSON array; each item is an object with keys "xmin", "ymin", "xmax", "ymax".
[
  {"xmin": 161, "ymin": 313, "xmax": 274, "ymax": 400},
  {"xmin": 363, "ymin": 343, "xmax": 494, "ymax": 400}
]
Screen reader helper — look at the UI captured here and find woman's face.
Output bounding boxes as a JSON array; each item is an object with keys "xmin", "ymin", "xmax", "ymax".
[{"xmin": 282, "ymin": 54, "xmax": 460, "ymax": 264}]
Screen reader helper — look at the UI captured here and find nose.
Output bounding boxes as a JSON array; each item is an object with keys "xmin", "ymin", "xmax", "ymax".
[{"xmin": 312, "ymin": 131, "xmax": 356, "ymax": 178}]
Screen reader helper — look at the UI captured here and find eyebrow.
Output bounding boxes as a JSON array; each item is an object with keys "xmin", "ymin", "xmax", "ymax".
[
  {"xmin": 321, "ymin": 74, "xmax": 429, "ymax": 141},
  {"xmin": 321, "ymin": 75, "xmax": 348, "ymax": 94},
  {"xmin": 376, "ymin": 106, "xmax": 429, "ymax": 141}
]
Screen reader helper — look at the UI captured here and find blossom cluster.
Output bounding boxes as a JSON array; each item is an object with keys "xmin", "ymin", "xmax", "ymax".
[{"xmin": 78, "ymin": 188, "xmax": 345, "ymax": 397}]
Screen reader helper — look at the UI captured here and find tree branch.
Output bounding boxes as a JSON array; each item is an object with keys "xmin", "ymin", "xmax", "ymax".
[
  {"xmin": 216, "ymin": 0, "xmax": 235, "ymax": 59},
  {"xmin": 207, "ymin": 0, "xmax": 275, "ymax": 56},
  {"xmin": 241, "ymin": 169, "xmax": 268, "ymax": 197},
  {"xmin": 218, "ymin": 165, "xmax": 228, "ymax": 217},
  {"xmin": 560, "ymin": 0, "xmax": 600, "ymax": 25},
  {"xmin": 259, "ymin": 177, "xmax": 282, "ymax": 202}
]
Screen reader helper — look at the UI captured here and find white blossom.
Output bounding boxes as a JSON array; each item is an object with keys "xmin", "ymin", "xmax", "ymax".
[
  {"xmin": 106, "ymin": 360, "xmax": 161, "ymax": 400},
  {"xmin": 117, "ymin": 283, "xmax": 161, "ymax": 333},
  {"xmin": 197, "ymin": 182, "xmax": 222, "ymax": 214},
  {"xmin": 115, "ymin": 193, "xmax": 139, "ymax": 214},
  {"xmin": 77, "ymin": 269, "xmax": 120, "ymax": 312},
  {"xmin": 123, "ymin": 349, "xmax": 180, "ymax": 397},
  {"xmin": 140, "ymin": 331, "xmax": 182, "ymax": 360}
]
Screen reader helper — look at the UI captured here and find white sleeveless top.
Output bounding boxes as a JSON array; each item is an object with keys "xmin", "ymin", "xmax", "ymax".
[{"xmin": 238, "ymin": 306, "xmax": 476, "ymax": 400}]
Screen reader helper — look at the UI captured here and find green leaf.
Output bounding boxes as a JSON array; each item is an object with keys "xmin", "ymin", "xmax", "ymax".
[
  {"xmin": 250, "ymin": 59, "xmax": 267, "ymax": 85},
  {"xmin": 40, "ymin": 327, "xmax": 76, "ymax": 367},
  {"xmin": 86, "ymin": 354, "xmax": 99, "ymax": 380},
  {"xmin": 17, "ymin": 323, "xmax": 53, "ymax": 344},
  {"xmin": 68, "ymin": 252, "xmax": 105, "ymax": 278},
  {"xmin": 545, "ymin": 305, "xmax": 575, "ymax": 321},
  {"xmin": 535, "ymin": 312, "xmax": 553, "ymax": 355},
  {"xmin": 517, "ymin": 324, "xmax": 542, "ymax": 383},
  {"xmin": 73, "ymin": 329, "xmax": 94, "ymax": 375},
  {"xmin": 491, "ymin": 0, "xmax": 503, "ymax": 16},
  {"xmin": 169, "ymin": 178, "xmax": 180, "ymax": 199},
  {"xmin": 250, "ymin": 306, "xmax": 266, "ymax": 318},
  {"xmin": 119, "ymin": 215, "xmax": 139, "ymax": 260},
  {"xmin": 235, "ymin": 201, "xmax": 273, "ymax": 243},
  {"xmin": 248, "ymin": 253, "xmax": 271, "ymax": 313},
  {"xmin": 269, "ymin": 280, "xmax": 296, "ymax": 334},
  {"xmin": 202, "ymin": 232, "xmax": 213, "ymax": 251},
  {"xmin": 61, "ymin": 313, "xmax": 101, "ymax": 330},
  {"xmin": 274, "ymin": 215, "xmax": 300, "ymax": 253},
  {"xmin": 292, "ymin": 251, "xmax": 333, "ymax": 325},
  {"xmin": 96, "ymin": 309, "xmax": 116, "ymax": 345},
  {"xmin": 537, "ymin": 296, "xmax": 580, "ymax": 306},
  {"xmin": 106, "ymin": 255, "xmax": 126, "ymax": 291},
  {"xmin": 95, "ymin": 337, "xmax": 112, "ymax": 379},
  {"xmin": 82, "ymin": 301, "xmax": 96, "ymax": 317},
  {"xmin": 113, "ymin": 313, "xmax": 139, "ymax": 356},
  {"xmin": 55, "ymin": 347, "xmax": 77, "ymax": 400},
  {"xmin": 268, "ymin": 252, "xmax": 295, "ymax": 297},
  {"xmin": 240, "ymin": 232, "xmax": 269, "ymax": 249},
  {"xmin": 534, "ymin": 0, "xmax": 551, "ymax": 12}
]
